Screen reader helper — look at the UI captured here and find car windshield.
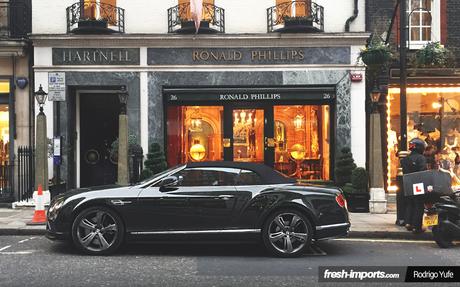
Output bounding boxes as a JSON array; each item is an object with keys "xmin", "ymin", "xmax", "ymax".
[{"xmin": 137, "ymin": 164, "xmax": 186, "ymax": 187}]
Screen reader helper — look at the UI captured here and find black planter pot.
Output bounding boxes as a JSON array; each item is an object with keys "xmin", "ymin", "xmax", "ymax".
[
  {"xmin": 78, "ymin": 19, "xmax": 108, "ymax": 29},
  {"xmin": 345, "ymin": 192, "xmax": 370, "ymax": 213},
  {"xmin": 49, "ymin": 183, "xmax": 67, "ymax": 199},
  {"xmin": 73, "ymin": 19, "xmax": 113, "ymax": 34},
  {"xmin": 177, "ymin": 20, "xmax": 217, "ymax": 34},
  {"xmin": 284, "ymin": 17, "xmax": 313, "ymax": 27},
  {"xmin": 276, "ymin": 17, "xmax": 320, "ymax": 33}
]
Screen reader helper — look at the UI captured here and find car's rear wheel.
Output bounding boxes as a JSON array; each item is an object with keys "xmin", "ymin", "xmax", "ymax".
[
  {"xmin": 262, "ymin": 209, "xmax": 312, "ymax": 257},
  {"xmin": 71, "ymin": 206, "xmax": 124, "ymax": 255}
]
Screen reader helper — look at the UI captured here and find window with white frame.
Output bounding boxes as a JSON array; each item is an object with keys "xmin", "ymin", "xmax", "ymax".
[{"xmin": 407, "ymin": 0, "xmax": 440, "ymax": 49}]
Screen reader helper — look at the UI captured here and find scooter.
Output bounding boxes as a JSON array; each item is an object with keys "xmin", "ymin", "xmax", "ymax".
[{"xmin": 424, "ymin": 189, "xmax": 460, "ymax": 248}]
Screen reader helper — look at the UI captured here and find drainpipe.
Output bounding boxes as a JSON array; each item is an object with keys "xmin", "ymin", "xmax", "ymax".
[{"xmin": 345, "ymin": 0, "xmax": 359, "ymax": 32}]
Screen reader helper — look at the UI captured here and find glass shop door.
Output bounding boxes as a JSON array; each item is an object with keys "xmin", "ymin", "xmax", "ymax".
[{"xmin": 224, "ymin": 105, "xmax": 275, "ymax": 165}]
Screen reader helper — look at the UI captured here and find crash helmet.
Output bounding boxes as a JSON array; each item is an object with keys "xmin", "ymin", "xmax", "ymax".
[{"xmin": 408, "ymin": 138, "xmax": 427, "ymax": 154}]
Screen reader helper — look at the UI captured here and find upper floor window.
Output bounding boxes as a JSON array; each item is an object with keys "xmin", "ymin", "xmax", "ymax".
[
  {"xmin": 267, "ymin": 0, "xmax": 324, "ymax": 33},
  {"xmin": 178, "ymin": 0, "xmax": 214, "ymax": 22},
  {"xmin": 407, "ymin": 0, "xmax": 440, "ymax": 49},
  {"xmin": 168, "ymin": 0, "xmax": 224, "ymax": 34},
  {"xmin": 82, "ymin": 0, "xmax": 117, "ymax": 25},
  {"xmin": 276, "ymin": 0, "xmax": 310, "ymax": 19},
  {"xmin": 66, "ymin": 0, "xmax": 125, "ymax": 34}
]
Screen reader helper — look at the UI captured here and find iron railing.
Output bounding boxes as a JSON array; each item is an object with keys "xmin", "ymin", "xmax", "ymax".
[
  {"xmin": 0, "ymin": 161, "xmax": 12, "ymax": 201},
  {"xmin": 167, "ymin": 2, "xmax": 225, "ymax": 33},
  {"xmin": 17, "ymin": 146, "xmax": 34, "ymax": 202},
  {"xmin": 267, "ymin": 0, "xmax": 324, "ymax": 33},
  {"xmin": 66, "ymin": 1, "xmax": 125, "ymax": 34},
  {"xmin": 0, "ymin": 0, "xmax": 31, "ymax": 38}
]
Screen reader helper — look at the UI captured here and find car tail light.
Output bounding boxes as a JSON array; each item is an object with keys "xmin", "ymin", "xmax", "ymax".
[{"xmin": 336, "ymin": 193, "xmax": 346, "ymax": 208}]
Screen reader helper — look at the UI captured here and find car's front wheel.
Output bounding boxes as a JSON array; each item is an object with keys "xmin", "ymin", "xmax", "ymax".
[
  {"xmin": 262, "ymin": 209, "xmax": 312, "ymax": 257},
  {"xmin": 71, "ymin": 206, "xmax": 124, "ymax": 255}
]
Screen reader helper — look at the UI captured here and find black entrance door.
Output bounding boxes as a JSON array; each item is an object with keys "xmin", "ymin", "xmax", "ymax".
[{"xmin": 80, "ymin": 93, "xmax": 119, "ymax": 187}]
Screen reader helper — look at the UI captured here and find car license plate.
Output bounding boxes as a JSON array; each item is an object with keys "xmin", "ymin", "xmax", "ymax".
[{"xmin": 423, "ymin": 214, "xmax": 438, "ymax": 227}]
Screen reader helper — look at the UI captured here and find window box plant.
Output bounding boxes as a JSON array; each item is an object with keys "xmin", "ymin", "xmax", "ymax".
[
  {"xmin": 359, "ymin": 36, "xmax": 392, "ymax": 67},
  {"xmin": 283, "ymin": 16, "xmax": 313, "ymax": 27},
  {"xmin": 78, "ymin": 18, "xmax": 108, "ymax": 29},
  {"xmin": 411, "ymin": 42, "xmax": 455, "ymax": 68},
  {"xmin": 342, "ymin": 167, "xmax": 370, "ymax": 213}
]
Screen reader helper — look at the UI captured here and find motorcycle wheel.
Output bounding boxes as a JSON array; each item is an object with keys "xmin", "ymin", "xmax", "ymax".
[{"xmin": 432, "ymin": 226, "xmax": 454, "ymax": 248}]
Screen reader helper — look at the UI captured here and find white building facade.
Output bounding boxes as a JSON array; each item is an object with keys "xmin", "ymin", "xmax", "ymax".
[{"xmin": 32, "ymin": 0, "xmax": 368, "ymax": 188}]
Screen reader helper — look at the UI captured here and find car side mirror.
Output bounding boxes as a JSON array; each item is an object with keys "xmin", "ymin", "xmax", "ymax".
[
  {"xmin": 160, "ymin": 176, "xmax": 179, "ymax": 187},
  {"xmin": 158, "ymin": 175, "xmax": 182, "ymax": 192}
]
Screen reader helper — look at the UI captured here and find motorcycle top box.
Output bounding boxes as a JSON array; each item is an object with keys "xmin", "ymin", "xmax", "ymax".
[{"xmin": 403, "ymin": 170, "xmax": 453, "ymax": 197}]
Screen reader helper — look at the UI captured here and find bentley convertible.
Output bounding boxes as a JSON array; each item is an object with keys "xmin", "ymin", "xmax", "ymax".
[{"xmin": 46, "ymin": 162, "xmax": 350, "ymax": 257}]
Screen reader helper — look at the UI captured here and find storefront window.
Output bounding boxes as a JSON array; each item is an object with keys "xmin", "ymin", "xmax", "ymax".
[
  {"xmin": 233, "ymin": 109, "xmax": 264, "ymax": 163},
  {"xmin": 273, "ymin": 105, "xmax": 330, "ymax": 180},
  {"xmin": 387, "ymin": 86, "xmax": 460, "ymax": 191},
  {"xmin": 0, "ymin": 105, "xmax": 9, "ymax": 164},
  {"xmin": 167, "ymin": 105, "xmax": 223, "ymax": 166}
]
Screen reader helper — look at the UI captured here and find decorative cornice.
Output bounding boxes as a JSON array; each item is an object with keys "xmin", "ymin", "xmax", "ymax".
[
  {"xmin": 30, "ymin": 32, "xmax": 370, "ymax": 48},
  {"xmin": 0, "ymin": 40, "xmax": 28, "ymax": 56}
]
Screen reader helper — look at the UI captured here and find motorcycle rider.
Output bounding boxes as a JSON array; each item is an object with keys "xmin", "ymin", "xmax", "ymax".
[{"xmin": 401, "ymin": 138, "xmax": 427, "ymax": 234}]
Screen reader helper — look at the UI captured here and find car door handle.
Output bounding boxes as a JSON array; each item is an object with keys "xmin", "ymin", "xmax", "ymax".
[
  {"xmin": 215, "ymin": 195, "xmax": 234, "ymax": 200},
  {"xmin": 111, "ymin": 200, "xmax": 132, "ymax": 206}
]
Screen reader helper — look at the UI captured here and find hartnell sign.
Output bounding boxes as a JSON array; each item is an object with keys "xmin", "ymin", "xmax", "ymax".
[
  {"xmin": 148, "ymin": 47, "xmax": 350, "ymax": 65},
  {"xmin": 52, "ymin": 48, "xmax": 140, "ymax": 65}
]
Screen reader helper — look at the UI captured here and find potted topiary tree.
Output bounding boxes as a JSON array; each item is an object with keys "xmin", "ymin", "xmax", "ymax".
[
  {"xmin": 334, "ymin": 147, "xmax": 356, "ymax": 187},
  {"xmin": 345, "ymin": 167, "xmax": 370, "ymax": 212},
  {"xmin": 139, "ymin": 143, "xmax": 168, "ymax": 181}
]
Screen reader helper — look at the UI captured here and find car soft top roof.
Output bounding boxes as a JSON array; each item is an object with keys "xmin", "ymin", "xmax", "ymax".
[{"xmin": 185, "ymin": 161, "xmax": 297, "ymax": 184}]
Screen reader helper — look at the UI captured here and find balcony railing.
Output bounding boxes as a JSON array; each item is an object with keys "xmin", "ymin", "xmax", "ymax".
[
  {"xmin": 66, "ymin": 2, "xmax": 125, "ymax": 34},
  {"xmin": 167, "ymin": 2, "xmax": 224, "ymax": 34},
  {"xmin": 267, "ymin": 0, "xmax": 324, "ymax": 33},
  {"xmin": 0, "ymin": 0, "xmax": 31, "ymax": 39}
]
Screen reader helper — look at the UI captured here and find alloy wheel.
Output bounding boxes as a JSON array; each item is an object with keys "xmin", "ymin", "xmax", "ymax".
[
  {"xmin": 267, "ymin": 212, "xmax": 309, "ymax": 254},
  {"xmin": 76, "ymin": 210, "xmax": 119, "ymax": 252}
]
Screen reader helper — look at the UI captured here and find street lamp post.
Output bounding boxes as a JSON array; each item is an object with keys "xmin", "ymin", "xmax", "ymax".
[
  {"xmin": 117, "ymin": 86, "xmax": 129, "ymax": 185},
  {"xmin": 34, "ymin": 85, "xmax": 49, "ymax": 192},
  {"xmin": 368, "ymin": 86, "xmax": 387, "ymax": 213}
]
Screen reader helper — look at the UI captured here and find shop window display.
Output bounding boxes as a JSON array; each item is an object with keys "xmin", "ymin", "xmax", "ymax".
[
  {"xmin": 273, "ymin": 105, "xmax": 330, "ymax": 180},
  {"xmin": 387, "ymin": 86, "xmax": 460, "ymax": 192},
  {"xmin": 166, "ymin": 106, "xmax": 223, "ymax": 166}
]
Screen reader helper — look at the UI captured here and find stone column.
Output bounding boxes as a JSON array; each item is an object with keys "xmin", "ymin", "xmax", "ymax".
[
  {"xmin": 35, "ymin": 112, "xmax": 48, "ymax": 191},
  {"xmin": 369, "ymin": 112, "xmax": 387, "ymax": 213},
  {"xmin": 117, "ymin": 114, "xmax": 129, "ymax": 185}
]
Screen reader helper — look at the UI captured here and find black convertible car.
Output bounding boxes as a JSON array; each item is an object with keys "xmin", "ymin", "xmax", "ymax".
[{"xmin": 46, "ymin": 162, "xmax": 350, "ymax": 257}]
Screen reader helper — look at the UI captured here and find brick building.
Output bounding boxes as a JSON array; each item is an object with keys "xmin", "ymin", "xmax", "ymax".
[{"xmin": 366, "ymin": 0, "xmax": 460, "ymax": 192}]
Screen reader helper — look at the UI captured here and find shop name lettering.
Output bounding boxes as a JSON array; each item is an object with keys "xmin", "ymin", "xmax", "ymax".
[
  {"xmin": 192, "ymin": 49, "xmax": 305, "ymax": 62},
  {"xmin": 219, "ymin": 93, "xmax": 281, "ymax": 101},
  {"xmin": 61, "ymin": 49, "xmax": 132, "ymax": 64}
]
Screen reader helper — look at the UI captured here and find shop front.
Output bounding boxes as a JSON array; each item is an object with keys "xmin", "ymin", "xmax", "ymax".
[
  {"xmin": 164, "ymin": 86, "xmax": 334, "ymax": 180},
  {"xmin": 33, "ymin": 34, "xmax": 367, "ymax": 188},
  {"xmin": 386, "ymin": 71, "xmax": 460, "ymax": 191}
]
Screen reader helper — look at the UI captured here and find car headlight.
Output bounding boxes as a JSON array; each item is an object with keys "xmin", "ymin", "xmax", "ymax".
[{"xmin": 47, "ymin": 198, "xmax": 65, "ymax": 221}]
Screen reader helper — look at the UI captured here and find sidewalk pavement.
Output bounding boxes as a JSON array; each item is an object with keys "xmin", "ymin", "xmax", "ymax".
[{"xmin": 0, "ymin": 207, "xmax": 433, "ymax": 240}]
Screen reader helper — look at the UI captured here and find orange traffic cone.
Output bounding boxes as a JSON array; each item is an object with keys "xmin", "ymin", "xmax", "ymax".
[{"xmin": 27, "ymin": 184, "xmax": 47, "ymax": 225}]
